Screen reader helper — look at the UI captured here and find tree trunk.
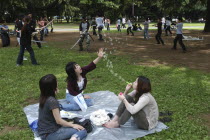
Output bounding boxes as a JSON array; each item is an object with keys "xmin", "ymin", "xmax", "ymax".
[{"xmin": 204, "ymin": 0, "xmax": 210, "ymax": 32}]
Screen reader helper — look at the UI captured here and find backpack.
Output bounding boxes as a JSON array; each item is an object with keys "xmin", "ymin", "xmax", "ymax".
[{"xmin": 73, "ymin": 117, "xmax": 93, "ymax": 133}]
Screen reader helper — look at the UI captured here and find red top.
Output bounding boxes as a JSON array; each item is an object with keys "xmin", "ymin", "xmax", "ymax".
[{"xmin": 67, "ymin": 62, "xmax": 96, "ymax": 96}]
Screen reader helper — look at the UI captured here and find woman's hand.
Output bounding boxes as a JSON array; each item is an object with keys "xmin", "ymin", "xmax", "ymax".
[
  {"xmin": 84, "ymin": 95, "xmax": 91, "ymax": 99},
  {"xmin": 125, "ymin": 83, "xmax": 132, "ymax": 92},
  {"xmin": 118, "ymin": 94, "xmax": 125, "ymax": 101},
  {"xmin": 72, "ymin": 124, "xmax": 84, "ymax": 131},
  {"xmin": 97, "ymin": 48, "xmax": 104, "ymax": 58}
]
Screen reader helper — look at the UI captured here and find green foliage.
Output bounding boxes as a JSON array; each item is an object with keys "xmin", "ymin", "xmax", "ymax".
[{"xmin": 0, "ymin": 34, "xmax": 210, "ymax": 139}]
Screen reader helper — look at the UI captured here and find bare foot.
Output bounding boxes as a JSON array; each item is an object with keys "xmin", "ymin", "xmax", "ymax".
[
  {"xmin": 104, "ymin": 120, "xmax": 120, "ymax": 128},
  {"xmin": 112, "ymin": 115, "xmax": 119, "ymax": 122},
  {"xmin": 70, "ymin": 137, "xmax": 77, "ymax": 140}
]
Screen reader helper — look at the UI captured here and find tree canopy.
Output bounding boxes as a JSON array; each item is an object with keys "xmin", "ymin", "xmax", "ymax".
[{"xmin": 0, "ymin": 0, "xmax": 209, "ymax": 31}]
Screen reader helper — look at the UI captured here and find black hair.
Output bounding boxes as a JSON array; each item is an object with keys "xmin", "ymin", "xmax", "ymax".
[
  {"xmin": 39, "ymin": 74, "xmax": 57, "ymax": 108},
  {"xmin": 178, "ymin": 17, "xmax": 183, "ymax": 22},
  {"xmin": 66, "ymin": 62, "xmax": 77, "ymax": 82},
  {"xmin": 135, "ymin": 76, "xmax": 151, "ymax": 103}
]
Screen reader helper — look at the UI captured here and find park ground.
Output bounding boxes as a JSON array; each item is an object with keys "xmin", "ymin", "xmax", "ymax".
[{"xmin": 0, "ymin": 25, "xmax": 210, "ymax": 139}]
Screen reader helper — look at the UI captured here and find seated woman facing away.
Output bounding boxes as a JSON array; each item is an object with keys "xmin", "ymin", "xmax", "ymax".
[
  {"xmin": 104, "ymin": 76, "xmax": 159, "ymax": 130},
  {"xmin": 38, "ymin": 74, "xmax": 87, "ymax": 140},
  {"xmin": 61, "ymin": 48, "xmax": 104, "ymax": 111}
]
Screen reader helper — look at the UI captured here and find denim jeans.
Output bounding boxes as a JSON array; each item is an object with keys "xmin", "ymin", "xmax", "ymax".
[
  {"xmin": 61, "ymin": 93, "xmax": 93, "ymax": 111},
  {"xmin": 41, "ymin": 127, "xmax": 87, "ymax": 140},
  {"xmin": 144, "ymin": 28, "xmax": 149, "ymax": 39},
  {"xmin": 16, "ymin": 45, "xmax": 38, "ymax": 65}
]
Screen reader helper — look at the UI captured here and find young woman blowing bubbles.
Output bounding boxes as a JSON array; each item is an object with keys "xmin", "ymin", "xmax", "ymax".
[{"xmin": 104, "ymin": 76, "xmax": 159, "ymax": 130}]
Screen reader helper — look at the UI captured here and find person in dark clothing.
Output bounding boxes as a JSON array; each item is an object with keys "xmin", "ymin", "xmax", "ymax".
[
  {"xmin": 155, "ymin": 18, "xmax": 164, "ymax": 45},
  {"xmin": 91, "ymin": 18, "xmax": 97, "ymax": 35},
  {"xmin": 28, "ymin": 14, "xmax": 42, "ymax": 48},
  {"xmin": 16, "ymin": 16, "xmax": 39, "ymax": 66},
  {"xmin": 172, "ymin": 17, "xmax": 186, "ymax": 53},
  {"xmin": 0, "ymin": 20, "xmax": 10, "ymax": 47},
  {"xmin": 79, "ymin": 18, "xmax": 90, "ymax": 51},
  {"xmin": 132, "ymin": 23, "xmax": 138, "ymax": 31}
]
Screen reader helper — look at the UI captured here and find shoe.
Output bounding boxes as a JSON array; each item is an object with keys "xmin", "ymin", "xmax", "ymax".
[
  {"xmin": 171, "ymin": 47, "xmax": 176, "ymax": 50},
  {"xmin": 16, "ymin": 64, "xmax": 23, "ymax": 67},
  {"xmin": 183, "ymin": 50, "xmax": 187, "ymax": 53},
  {"xmin": 157, "ymin": 43, "xmax": 160, "ymax": 44},
  {"xmin": 159, "ymin": 117, "xmax": 172, "ymax": 123},
  {"xmin": 159, "ymin": 111, "xmax": 173, "ymax": 116}
]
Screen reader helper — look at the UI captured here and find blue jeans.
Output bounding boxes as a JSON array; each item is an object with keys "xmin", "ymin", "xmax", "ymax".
[
  {"xmin": 61, "ymin": 93, "xmax": 93, "ymax": 111},
  {"xmin": 41, "ymin": 127, "xmax": 87, "ymax": 140},
  {"xmin": 144, "ymin": 28, "xmax": 149, "ymax": 39}
]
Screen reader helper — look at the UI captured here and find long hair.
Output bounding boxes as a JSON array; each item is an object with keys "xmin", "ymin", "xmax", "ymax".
[
  {"xmin": 21, "ymin": 16, "xmax": 31, "ymax": 34},
  {"xmin": 65, "ymin": 62, "xmax": 77, "ymax": 82},
  {"xmin": 135, "ymin": 76, "xmax": 151, "ymax": 103},
  {"xmin": 39, "ymin": 74, "xmax": 57, "ymax": 108}
]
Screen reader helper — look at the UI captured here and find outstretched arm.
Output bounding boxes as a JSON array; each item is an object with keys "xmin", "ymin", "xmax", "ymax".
[{"xmin": 93, "ymin": 48, "xmax": 104, "ymax": 65}]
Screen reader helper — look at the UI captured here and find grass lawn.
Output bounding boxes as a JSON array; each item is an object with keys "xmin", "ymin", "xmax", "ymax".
[{"xmin": 0, "ymin": 33, "xmax": 210, "ymax": 139}]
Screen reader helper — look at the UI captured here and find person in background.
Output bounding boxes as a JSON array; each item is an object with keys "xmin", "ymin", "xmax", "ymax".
[
  {"xmin": 16, "ymin": 16, "xmax": 39, "ymax": 66},
  {"xmin": 127, "ymin": 18, "xmax": 134, "ymax": 36},
  {"xmin": 91, "ymin": 17, "xmax": 97, "ymax": 36},
  {"xmin": 28, "ymin": 13, "xmax": 42, "ymax": 48},
  {"xmin": 122, "ymin": 17, "xmax": 126, "ymax": 28},
  {"xmin": 172, "ymin": 17, "xmax": 187, "ymax": 53},
  {"xmin": 116, "ymin": 18, "xmax": 121, "ymax": 32},
  {"xmin": 0, "ymin": 20, "xmax": 10, "ymax": 47},
  {"xmin": 143, "ymin": 18, "xmax": 150, "ymax": 39},
  {"xmin": 155, "ymin": 18, "xmax": 164, "ymax": 45},
  {"xmin": 37, "ymin": 17, "xmax": 45, "ymax": 41},
  {"xmin": 38, "ymin": 74, "xmax": 87, "ymax": 140},
  {"xmin": 165, "ymin": 17, "xmax": 172, "ymax": 36},
  {"xmin": 78, "ymin": 18, "xmax": 90, "ymax": 51},
  {"xmin": 96, "ymin": 15, "xmax": 104, "ymax": 41}
]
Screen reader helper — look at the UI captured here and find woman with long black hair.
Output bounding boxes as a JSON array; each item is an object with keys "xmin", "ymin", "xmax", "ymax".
[
  {"xmin": 16, "ymin": 16, "xmax": 39, "ymax": 66},
  {"xmin": 38, "ymin": 74, "xmax": 87, "ymax": 140},
  {"xmin": 104, "ymin": 76, "xmax": 159, "ymax": 130}
]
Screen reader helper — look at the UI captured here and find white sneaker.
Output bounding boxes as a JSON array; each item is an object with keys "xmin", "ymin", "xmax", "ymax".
[{"xmin": 23, "ymin": 57, "xmax": 27, "ymax": 60}]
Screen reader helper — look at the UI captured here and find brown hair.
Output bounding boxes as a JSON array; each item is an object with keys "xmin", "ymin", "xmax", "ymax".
[
  {"xmin": 135, "ymin": 76, "xmax": 151, "ymax": 103},
  {"xmin": 21, "ymin": 16, "xmax": 31, "ymax": 33}
]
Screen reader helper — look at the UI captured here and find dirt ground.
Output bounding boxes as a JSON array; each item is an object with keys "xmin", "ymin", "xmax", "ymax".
[{"xmin": 2, "ymin": 30, "xmax": 210, "ymax": 73}]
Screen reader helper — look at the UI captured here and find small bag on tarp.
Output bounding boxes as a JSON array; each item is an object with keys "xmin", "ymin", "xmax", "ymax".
[{"xmin": 73, "ymin": 117, "xmax": 93, "ymax": 133}]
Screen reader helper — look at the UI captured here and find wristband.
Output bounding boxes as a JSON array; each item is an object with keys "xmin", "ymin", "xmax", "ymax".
[{"xmin": 123, "ymin": 98, "xmax": 126, "ymax": 101}]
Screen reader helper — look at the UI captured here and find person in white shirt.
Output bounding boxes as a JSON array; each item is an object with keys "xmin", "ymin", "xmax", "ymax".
[
  {"xmin": 104, "ymin": 76, "xmax": 159, "ymax": 130},
  {"xmin": 172, "ymin": 17, "xmax": 186, "ymax": 53},
  {"xmin": 116, "ymin": 18, "xmax": 121, "ymax": 32},
  {"xmin": 96, "ymin": 15, "xmax": 104, "ymax": 40},
  {"xmin": 143, "ymin": 18, "xmax": 150, "ymax": 39},
  {"xmin": 122, "ymin": 17, "xmax": 126, "ymax": 28},
  {"xmin": 127, "ymin": 19, "xmax": 134, "ymax": 36}
]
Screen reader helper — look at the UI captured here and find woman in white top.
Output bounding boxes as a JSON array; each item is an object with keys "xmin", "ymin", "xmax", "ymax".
[{"xmin": 104, "ymin": 76, "xmax": 159, "ymax": 130}]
